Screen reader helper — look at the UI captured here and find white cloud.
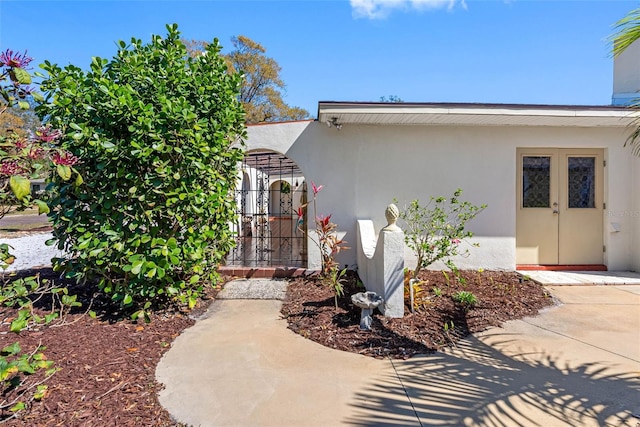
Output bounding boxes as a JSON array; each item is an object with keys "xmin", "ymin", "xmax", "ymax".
[{"xmin": 350, "ymin": 0, "xmax": 467, "ymax": 19}]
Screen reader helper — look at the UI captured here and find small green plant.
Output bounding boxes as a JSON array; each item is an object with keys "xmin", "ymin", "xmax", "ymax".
[
  {"xmin": 324, "ymin": 267, "xmax": 347, "ymax": 309},
  {"xmin": 452, "ymin": 290, "xmax": 478, "ymax": 309},
  {"xmin": 444, "ymin": 320, "xmax": 454, "ymax": 332},
  {"xmin": 0, "ymin": 267, "xmax": 89, "ymax": 420},
  {"xmin": 0, "ymin": 243, "xmax": 15, "ymax": 271},
  {"xmin": 0, "ymin": 342, "xmax": 57, "ymax": 419},
  {"xmin": 432, "ymin": 287, "xmax": 442, "ymax": 297},
  {"xmin": 0, "ymin": 272, "xmax": 88, "ymax": 331},
  {"xmin": 443, "ymin": 320, "xmax": 456, "ymax": 346}
]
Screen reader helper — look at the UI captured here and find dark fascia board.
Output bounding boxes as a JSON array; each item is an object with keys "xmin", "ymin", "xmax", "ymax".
[{"xmin": 316, "ymin": 100, "xmax": 629, "ymax": 118}]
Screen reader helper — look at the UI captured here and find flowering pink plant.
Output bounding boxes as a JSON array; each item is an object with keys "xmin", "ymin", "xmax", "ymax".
[
  {"xmin": 0, "ymin": 49, "xmax": 82, "ymax": 219},
  {"xmin": 51, "ymin": 151, "xmax": 79, "ymax": 166},
  {"xmin": 0, "ymin": 49, "xmax": 33, "ymax": 69},
  {"xmin": 0, "ymin": 49, "xmax": 43, "ymax": 114},
  {"xmin": 1, "ymin": 125, "xmax": 81, "ymax": 217},
  {"xmin": 35, "ymin": 125, "xmax": 63, "ymax": 143}
]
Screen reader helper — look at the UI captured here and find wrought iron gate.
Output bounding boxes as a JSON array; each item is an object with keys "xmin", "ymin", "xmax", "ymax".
[{"xmin": 227, "ymin": 150, "xmax": 307, "ymax": 268}]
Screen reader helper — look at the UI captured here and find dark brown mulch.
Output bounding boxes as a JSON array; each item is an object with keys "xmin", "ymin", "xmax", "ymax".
[
  {"xmin": 281, "ymin": 270, "xmax": 554, "ymax": 359},
  {"xmin": 0, "ymin": 267, "xmax": 222, "ymax": 426}
]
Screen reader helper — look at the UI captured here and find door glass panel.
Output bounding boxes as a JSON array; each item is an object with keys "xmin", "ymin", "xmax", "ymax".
[
  {"xmin": 522, "ymin": 156, "xmax": 550, "ymax": 208},
  {"xmin": 568, "ymin": 157, "xmax": 595, "ymax": 208}
]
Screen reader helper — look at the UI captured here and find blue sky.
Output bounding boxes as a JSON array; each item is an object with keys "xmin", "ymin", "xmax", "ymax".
[{"xmin": 0, "ymin": 1, "xmax": 636, "ymax": 117}]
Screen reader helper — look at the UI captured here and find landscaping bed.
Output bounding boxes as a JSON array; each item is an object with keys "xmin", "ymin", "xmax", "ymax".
[
  {"xmin": 0, "ymin": 267, "xmax": 221, "ymax": 426},
  {"xmin": 281, "ymin": 270, "xmax": 554, "ymax": 359},
  {"xmin": 0, "ymin": 268, "xmax": 553, "ymax": 424}
]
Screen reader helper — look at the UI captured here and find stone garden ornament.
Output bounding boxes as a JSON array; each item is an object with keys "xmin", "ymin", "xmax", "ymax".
[{"xmin": 351, "ymin": 291, "xmax": 384, "ymax": 330}]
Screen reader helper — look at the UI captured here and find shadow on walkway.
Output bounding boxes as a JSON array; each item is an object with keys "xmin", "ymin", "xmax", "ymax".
[{"xmin": 345, "ymin": 334, "xmax": 640, "ymax": 426}]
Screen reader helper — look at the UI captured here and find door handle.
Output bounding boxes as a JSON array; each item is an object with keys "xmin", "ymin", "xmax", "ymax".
[{"xmin": 553, "ymin": 210, "xmax": 559, "ymax": 214}]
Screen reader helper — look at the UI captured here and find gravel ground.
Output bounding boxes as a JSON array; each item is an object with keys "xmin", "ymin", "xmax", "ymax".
[
  {"xmin": 1, "ymin": 232, "xmax": 65, "ymax": 271},
  {"xmin": 217, "ymin": 278, "xmax": 288, "ymax": 299}
]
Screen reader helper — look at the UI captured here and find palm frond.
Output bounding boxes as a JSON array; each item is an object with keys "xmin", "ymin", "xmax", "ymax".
[
  {"xmin": 623, "ymin": 94, "xmax": 640, "ymax": 156},
  {"xmin": 610, "ymin": 8, "xmax": 640, "ymax": 57},
  {"xmin": 624, "ymin": 118, "xmax": 640, "ymax": 156}
]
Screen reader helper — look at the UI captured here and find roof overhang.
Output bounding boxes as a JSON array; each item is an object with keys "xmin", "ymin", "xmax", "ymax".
[{"xmin": 317, "ymin": 101, "xmax": 640, "ymax": 128}]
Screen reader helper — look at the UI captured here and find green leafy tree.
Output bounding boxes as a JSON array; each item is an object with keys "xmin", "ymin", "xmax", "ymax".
[
  {"xmin": 185, "ymin": 35, "xmax": 309, "ymax": 124},
  {"xmin": 37, "ymin": 24, "xmax": 246, "ymax": 313},
  {"xmin": 379, "ymin": 95, "xmax": 404, "ymax": 103}
]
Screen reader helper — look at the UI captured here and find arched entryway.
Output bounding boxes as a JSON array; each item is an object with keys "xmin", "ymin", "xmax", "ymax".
[{"xmin": 227, "ymin": 150, "xmax": 307, "ymax": 268}]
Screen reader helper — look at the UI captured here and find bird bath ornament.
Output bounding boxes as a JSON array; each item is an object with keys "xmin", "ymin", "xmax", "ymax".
[{"xmin": 351, "ymin": 291, "xmax": 384, "ymax": 330}]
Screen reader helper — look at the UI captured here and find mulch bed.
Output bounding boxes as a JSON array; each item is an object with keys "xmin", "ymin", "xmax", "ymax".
[
  {"xmin": 0, "ymin": 267, "xmax": 222, "ymax": 426},
  {"xmin": 281, "ymin": 270, "xmax": 554, "ymax": 359}
]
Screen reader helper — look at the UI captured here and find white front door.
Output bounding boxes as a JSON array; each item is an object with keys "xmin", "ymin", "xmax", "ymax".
[{"xmin": 516, "ymin": 148, "xmax": 604, "ymax": 265}]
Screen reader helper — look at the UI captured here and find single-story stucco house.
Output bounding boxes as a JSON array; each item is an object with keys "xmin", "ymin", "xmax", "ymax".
[{"xmin": 225, "ymin": 42, "xmax": 640, "ymax": 274}]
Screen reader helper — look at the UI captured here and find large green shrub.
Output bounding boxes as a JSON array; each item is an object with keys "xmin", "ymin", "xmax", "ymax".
[{"xmin": 37, "ymin": 24, "xmax": 246, "ymax": 311}]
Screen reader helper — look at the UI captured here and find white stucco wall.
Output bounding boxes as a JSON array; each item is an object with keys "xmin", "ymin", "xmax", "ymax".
[
  {"xmin": 246, "ymin": 120, "xmax": 637, "ymax": 271},
  {"xmin": 631, "ymin": 155, "xmax": 640, "ymax": 271}
]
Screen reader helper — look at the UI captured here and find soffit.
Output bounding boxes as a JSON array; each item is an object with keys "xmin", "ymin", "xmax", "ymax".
[{"xmin": 317, "ymin": 102, "xmax": 639, "ymax": 128}]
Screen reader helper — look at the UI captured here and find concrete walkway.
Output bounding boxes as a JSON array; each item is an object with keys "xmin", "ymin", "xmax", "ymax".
[
  {"xmin": 156, "ymin": 280, "xmax": 640, "ymax": 427},
  {"xmin": 520, "ymin": 270, "xmax": 640, "ymax": 285}
]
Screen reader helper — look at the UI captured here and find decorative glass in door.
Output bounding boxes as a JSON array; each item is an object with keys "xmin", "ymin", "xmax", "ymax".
[
  {"xmin": 522, "ymin": 156, "xmax": 550, "ymax": 208},
  {"xmin": 567, "ymin": 157, "xmax": 595, "ymax": 208}
]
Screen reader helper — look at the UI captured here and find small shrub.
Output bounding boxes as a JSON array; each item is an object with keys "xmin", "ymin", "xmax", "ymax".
[
  {"xmin": 397, "ymin": 189, "xmax": 486, "ymax": 281},
  {"xmin": 323, "ymin": 267, "xmax": 347, "ymax": 309}
]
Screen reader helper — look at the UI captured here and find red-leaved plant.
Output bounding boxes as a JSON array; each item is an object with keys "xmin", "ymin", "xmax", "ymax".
[{"xmin": 296, "ymin": 182, "xmax": 349, "ymax": 308}]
